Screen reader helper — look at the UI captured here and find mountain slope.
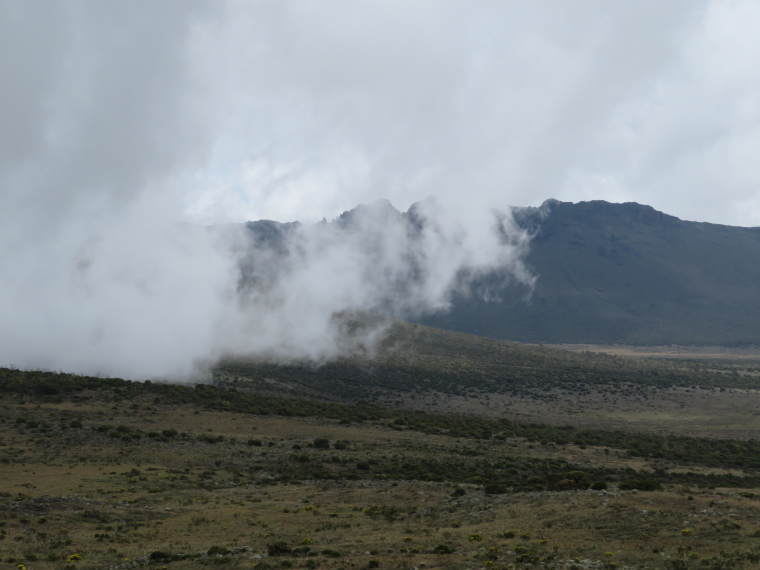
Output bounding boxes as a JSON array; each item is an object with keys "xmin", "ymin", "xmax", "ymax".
[{"xmin": 421, "ymin": 199, "xmax": 760, "ymax": 345}]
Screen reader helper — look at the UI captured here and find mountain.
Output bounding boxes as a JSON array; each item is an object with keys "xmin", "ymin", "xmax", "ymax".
[
  {"xmin": 243, "ymin": 199, "xmax": 760, "ymax": 346},
  {"xmin": 421, "ymin": 199, "xmax": 760, "ymax": 345}
]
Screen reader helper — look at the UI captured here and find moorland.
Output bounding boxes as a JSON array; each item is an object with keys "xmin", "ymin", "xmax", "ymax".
[{"xmin": 4, "ymin": 323, "xmax": 760, "ymax": 569}]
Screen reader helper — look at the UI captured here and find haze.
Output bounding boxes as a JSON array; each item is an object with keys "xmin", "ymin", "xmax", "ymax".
[{"xmin": 1, "ymin": 1, "xmax": 759, "ymax": 378}]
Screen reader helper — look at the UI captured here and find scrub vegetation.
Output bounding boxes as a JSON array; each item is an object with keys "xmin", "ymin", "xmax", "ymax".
[{"xmin": 3, "ymin": 325, "xmax": 760, "ymax": 568}]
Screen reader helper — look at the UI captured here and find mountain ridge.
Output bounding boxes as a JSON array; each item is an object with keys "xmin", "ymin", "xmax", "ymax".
[
  {"xmin": 424, "ymin": 199, "xmax": 760, "ymax": 345},
  {"xmin": 244, "ymin": 199, "xmax": 760, "ymax": 346}
]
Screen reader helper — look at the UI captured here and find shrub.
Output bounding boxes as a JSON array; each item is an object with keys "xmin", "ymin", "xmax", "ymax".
[
  {"xmin": 247, "ymin": 439, "xmax": 263, "ymax": 446},
  {"xmin": 268, "ymin": 541, "xmax": 292, "ymax": 556},
  {"xmin": 565, "ymin": 471, "xmax": 591, "ymax": 489},
  {"xmin": 321, "ymin": 549, "xmax": 342, "ymax": 558},
  {"xmin": 313, "ymin": 438, "xmax": 330, "ymax": 449},
  {"xmin": 591, "ymin": 481, "xmax": 608, "ymax": 491}
]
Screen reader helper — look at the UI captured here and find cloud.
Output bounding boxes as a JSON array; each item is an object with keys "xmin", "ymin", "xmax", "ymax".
[
  {"xmin": 1, "ymin": 1, "xmax": 759, "ymax": 377},
  {"xmin": 227, "ymin": 198, "xmax": 532, "ymax": 362}
]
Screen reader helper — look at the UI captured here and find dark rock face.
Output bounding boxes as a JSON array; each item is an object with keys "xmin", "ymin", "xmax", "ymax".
[
  {"xmin": 421, "ymin": 199, "xmax": 760, "ymax": 345},
  {"xmin": 241, "ymin": 199, "xmax": 760, "ymax": 345}
]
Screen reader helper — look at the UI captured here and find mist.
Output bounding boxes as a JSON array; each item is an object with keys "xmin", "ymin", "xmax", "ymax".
[
  {"xmin": 0, "ymin": 193, "xmax": 532, "ymax": 378},
  {"xmin": 2, "ymin": 1, "xmax": 759, "ymax": 378}
]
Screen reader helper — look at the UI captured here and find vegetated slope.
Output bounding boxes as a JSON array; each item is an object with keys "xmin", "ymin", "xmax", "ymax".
[
  {"xmin": 215, "ymin": 320, "xmax": 760, "ymax": 403},
  {"xmin": 419, "ymin": 199, "xmax": 760, "ymax": 345},
  {"xmin": 242, "ymin": 199, "xmax": 760, "ymax": 346},
  {"xmin": 4, "ymin": 365, "xmax": 760, "ymax": 480},
  {"xmin": 8, "ymin": 370, "xmax": 760, "ymax": 570}
]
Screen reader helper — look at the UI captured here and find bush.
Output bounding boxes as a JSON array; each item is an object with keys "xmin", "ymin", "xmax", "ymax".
[
  {"xmin": 268, "ymin": 541, "xmax": 292, "ymax": 556},
  {"xmin": 313, "ymin": 438, "xmax": 330, "ymax": 449},
  {"xmin": 591, "ymin": 481, "xmax": 608, "ymax": 491},
  {"xmin": 247, "ymin": 439, "xmax": 262, "ymax": 446},
  {"xmin": 321, "ymin": 549, "xmax": 342, "ymax": 558},
  {"xmin": 566, "ymin": 470, "xmax": 591, "ymax": 489}
]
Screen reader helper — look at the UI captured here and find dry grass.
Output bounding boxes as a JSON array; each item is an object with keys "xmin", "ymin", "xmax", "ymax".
[
  {"xmin": 3, "ymin": 393, "xmax": 760, "ymax": 570},
  {"xmin": 376, "ymin": 386, "xmax": 760, "ymax": 440},
  {"xmin": 555, "ymin": 345, "xmax": 760, "ymax": 363}
]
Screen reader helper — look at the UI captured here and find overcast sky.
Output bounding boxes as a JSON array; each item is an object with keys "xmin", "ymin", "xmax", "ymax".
[
  {"xmin": 2, "ymin": 0, "xmax": 760, "ymax": 378},
  {"xmin": 3, "ymin": 0, "xmax": 760, "ymax": 227}
]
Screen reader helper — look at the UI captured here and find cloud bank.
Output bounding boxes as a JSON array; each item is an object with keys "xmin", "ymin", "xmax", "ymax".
[{"xmin": 1, "ymin": 1, "xmax": 759, "ymax": 377}]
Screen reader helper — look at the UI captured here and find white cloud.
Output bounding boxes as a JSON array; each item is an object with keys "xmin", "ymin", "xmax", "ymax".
[{"xmin": 2, "ymin": 0, "xmax": 759, "ymax": 377}]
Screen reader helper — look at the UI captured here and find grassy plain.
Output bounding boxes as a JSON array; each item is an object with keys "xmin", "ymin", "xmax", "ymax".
[
  {"xmin": 5, "ymin": 391, "xmax": 760, "ymax": 570},
  {"xmin": 4, "ymin": 324, "xmax": 760, "ymax": 569}
]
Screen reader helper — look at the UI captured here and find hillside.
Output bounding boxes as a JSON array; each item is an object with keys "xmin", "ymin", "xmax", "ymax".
[
  {"xmin": 5, "ymin": 361, "xmax": 760, "ymax": 568},
  {"xmin": 243, "ymin": 199, "xmax": 760, "ymax": 346},
  {"xmin": 4, "ymin": 327, "xmax": 760, "ymax": 567},
  {"xmin": 214, "ymin": 321, "xmax": 760, "ymax": 438},
  {"xmin": 420, "ymin": 199, "xmax": 760, "ymax": 345}
]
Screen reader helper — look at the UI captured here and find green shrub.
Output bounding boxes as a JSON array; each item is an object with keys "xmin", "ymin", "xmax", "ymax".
[
  {"xmin": 207, "ymin": 546, "xmax": 231, "ymax": 556},
  {"xmin": 321, "ymin": 549, "xmax": 342, "ymax": 558},
  {"xmin": 268, "ymin": 541, "xmax": 292, "ymax": 556}
]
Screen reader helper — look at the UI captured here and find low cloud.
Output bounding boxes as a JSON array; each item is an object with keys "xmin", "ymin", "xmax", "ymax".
[
  {"xmin": 2, "ymin": 1, "xmax": 758, "ymax": 377},
  {"xmin": 227, "ymin": 199, "xmax": 533, "ymax": 363},
  {"xmin": 0, "ymin": 195, "xmax": 531, "ymax": 378}
]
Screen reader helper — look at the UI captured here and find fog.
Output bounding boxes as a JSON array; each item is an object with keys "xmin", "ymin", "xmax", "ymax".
[{"xmin": 1, "ymin": 1, "xmax": 758, "ymax": 377}]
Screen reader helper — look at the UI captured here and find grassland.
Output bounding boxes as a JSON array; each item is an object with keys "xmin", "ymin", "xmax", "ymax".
[
  {"xmin": 215, "ymin": 322, "xmax": 760, "ymax": 439},
  {"xmin": 3, "ymin": 364, "xmax": 760, "ymax": 569},
  {"xmin": 5, "ymin": 324, "xmax": 760, "ymax": 569}
]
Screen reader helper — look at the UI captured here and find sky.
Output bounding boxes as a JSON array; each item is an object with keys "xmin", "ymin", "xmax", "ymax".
[{"xmin": 1, "ymin": 0, "xmax": 759, "ymax": 378}]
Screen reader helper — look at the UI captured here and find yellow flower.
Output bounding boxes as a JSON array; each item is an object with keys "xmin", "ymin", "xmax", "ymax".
[{"xmin": 67, "ymin": 553, "xmax": 83, "ymax": 562}]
